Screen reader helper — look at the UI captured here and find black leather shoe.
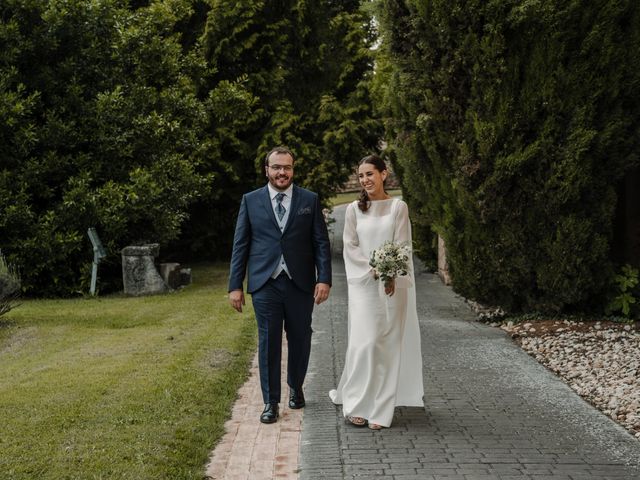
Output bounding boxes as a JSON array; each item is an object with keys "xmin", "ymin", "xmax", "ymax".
[
  {"xmin": 260, "ymin": 403, "xmax": 279, "ymax": 424},
  {"xmin": 288, "ymin": 388, "xmax": 305, "ymax": 409}
]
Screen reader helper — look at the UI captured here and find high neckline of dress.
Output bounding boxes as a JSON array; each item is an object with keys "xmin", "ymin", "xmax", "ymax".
[{"xmin": 369, "ymin": 197, "xmax": 394, "ymax": 202}]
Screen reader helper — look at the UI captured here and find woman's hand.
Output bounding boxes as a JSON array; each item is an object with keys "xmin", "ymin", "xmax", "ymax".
[{"xmin": 384, "ymin": 278, "xmax": 395, "ymax": 296}]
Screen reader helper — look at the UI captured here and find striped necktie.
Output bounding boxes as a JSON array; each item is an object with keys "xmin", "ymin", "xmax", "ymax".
[{"xmin": 275, "ymin": 192, "xmax": 286, "ymax": 221}]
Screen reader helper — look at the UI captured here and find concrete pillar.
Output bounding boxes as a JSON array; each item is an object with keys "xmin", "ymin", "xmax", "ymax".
[{"xmin": 437, "ymin": 235, "xmax": 452, "ymax": 285}]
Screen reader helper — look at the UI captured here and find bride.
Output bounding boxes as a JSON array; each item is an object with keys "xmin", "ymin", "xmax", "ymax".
[{"xmin": 329, "ymin": 154, "xmax": 424, "ymax": 430}]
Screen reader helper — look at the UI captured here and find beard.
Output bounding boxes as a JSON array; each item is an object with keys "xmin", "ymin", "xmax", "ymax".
[{"xmin": 268, "ymin": 173, "xmax": 293, "ymax": 190}]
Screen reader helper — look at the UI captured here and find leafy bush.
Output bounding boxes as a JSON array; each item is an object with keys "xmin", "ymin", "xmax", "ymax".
[
  {"xmin": 176, "ymin": 0, "xmax": 382, "ymax": 261},
  {"xmin": 0, "ymin": 0, "xmax": 207, "ymax": 295}
]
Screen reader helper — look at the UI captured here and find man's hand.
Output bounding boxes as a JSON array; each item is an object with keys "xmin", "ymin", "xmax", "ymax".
[
  {"xmin": 314, "ymin": 282, "xmax": 331, "ymax": 305},
  {"xmin": 229, "ymin": 289, "xmax": 245, "ymax": 312}
]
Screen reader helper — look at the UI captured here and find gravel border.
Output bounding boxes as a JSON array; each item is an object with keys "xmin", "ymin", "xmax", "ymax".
[{"xmin": 495, "ymin": 318, "xmax": 640, "ymax": 440}]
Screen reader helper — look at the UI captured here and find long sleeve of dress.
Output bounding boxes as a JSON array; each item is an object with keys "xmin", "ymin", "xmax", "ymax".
[
  {"xmin": 343, "ymin": 202, "xmax": 373, "ymax": 284},
  {"xmin": 393, "ymin": 200, "xmax": 414, "ymax": 289}
]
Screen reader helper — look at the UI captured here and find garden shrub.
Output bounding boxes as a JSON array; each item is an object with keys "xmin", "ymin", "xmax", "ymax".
[
  {"xmin": 0, "ymin": 0, "xmax": 209, "ymax": 295},
  {"xmin": 606, "ymin": 264, "xmax": 639, "ymax": 319}
]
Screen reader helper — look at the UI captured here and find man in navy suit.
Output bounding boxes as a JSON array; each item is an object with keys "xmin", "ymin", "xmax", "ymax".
[{"xmin": 228, "ymin": 146, "xmax": 332, "ymax": 423}]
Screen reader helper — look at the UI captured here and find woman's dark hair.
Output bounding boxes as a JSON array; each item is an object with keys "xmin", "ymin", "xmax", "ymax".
[{"xmin": 357, "ymin": 154, "xmax": 387, "ymax": 212}]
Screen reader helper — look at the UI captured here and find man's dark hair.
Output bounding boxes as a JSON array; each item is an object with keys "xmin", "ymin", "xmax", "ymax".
[{"xmin": 264, "ymin": 146, "xmax": 296, "ymax": 167}]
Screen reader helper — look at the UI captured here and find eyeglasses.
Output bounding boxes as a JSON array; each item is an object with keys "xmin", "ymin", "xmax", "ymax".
[{"xmin": 268, "ymin": 164, "xmax": 293, "ymax": 172}]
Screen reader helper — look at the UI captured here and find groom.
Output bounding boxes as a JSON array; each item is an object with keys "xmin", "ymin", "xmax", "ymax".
[{"xmin": 228, "ymin": 146, "xmax": 332, "ymax": 424}]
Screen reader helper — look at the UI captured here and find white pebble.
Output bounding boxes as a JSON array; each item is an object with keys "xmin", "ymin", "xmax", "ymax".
[{"xmin": 512, "ymin": 325, "xmax": 640, "ymax": 438}]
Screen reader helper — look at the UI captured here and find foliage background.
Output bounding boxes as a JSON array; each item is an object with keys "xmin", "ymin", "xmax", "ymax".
[
  {"xmin": 176, "ymin": 0, "xmax": 381, "ymax": 261},
  {"xmin": 374, "ymin": 0, "xmax": 640, "ymax": 313},
  {"xmin": 0, "ymin": 0, "xmax": 381, "ymax": 296},
  {"xmin": 3, "ymin": 0, "xmax": 638, "ymax": 313}
]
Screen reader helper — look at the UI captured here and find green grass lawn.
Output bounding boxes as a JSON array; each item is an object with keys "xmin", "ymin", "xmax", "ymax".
[
  {"xmin": 329, "ymin": 188, "xmax": 402, "ymax": 206},
  {"xmin": 0, "ymin": 264, "xmax": 256, "ymax": 480}
]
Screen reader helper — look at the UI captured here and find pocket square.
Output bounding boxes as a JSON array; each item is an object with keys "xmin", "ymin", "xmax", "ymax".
[{"xmin": 297, "ymin": 206, "xmax": 312, "ymax": 215}]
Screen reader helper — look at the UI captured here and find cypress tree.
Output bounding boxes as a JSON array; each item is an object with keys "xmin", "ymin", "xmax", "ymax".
[
  {"xmin": 376, "ymin": 0, "xmax": 640, "ymax": 312},
  {"xmin": 178, "ymin": 0, "xmax": 381, "ymax": 260}
]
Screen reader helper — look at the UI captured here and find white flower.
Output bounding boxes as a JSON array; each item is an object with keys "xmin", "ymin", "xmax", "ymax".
[{"xmin": 369, "ymin": 241, "xmax": 411, "ymax": 286}]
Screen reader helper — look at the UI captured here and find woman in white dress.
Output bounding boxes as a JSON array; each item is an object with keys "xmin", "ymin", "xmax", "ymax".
[{"xmin": 329, "ymin": 155, "xmax": 424, "ymax": 430}]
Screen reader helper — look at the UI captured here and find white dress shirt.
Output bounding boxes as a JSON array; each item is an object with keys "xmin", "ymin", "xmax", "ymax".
[{"xmin": 267, "ymin": 183, "xmax": 293, "ymax": 279}]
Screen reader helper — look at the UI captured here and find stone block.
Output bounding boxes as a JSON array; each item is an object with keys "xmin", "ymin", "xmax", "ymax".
[
  {"xmin": 121, "ymin": 243, "xmax": 169, "ymax": 296},
  {"xmin": 159, "ymin": 262, "xmax": 182, "ymax": 289},
  {"xmin": 179, "ymin": 268, "xmax": 192, "ymax": 286}
]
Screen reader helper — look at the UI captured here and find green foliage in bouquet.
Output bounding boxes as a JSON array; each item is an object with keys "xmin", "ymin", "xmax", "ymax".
[
  {"xmin": 369, "ymin": 240, "xmax": 411, "ymax": 288},
  {"xmin": 374, "ymin": 0, "xmax": 640, "ymax": 312}
]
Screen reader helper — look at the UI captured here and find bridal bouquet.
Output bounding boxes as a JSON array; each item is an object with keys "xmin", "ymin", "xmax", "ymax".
[{"xmin": 369, "ymin": 241, "xmax": 411, "ymax": 288}]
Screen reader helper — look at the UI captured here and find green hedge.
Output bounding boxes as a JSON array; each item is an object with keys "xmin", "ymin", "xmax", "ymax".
[{"xmin": 376, "ymin": 0, "xmax": 640, "ymax": 312}]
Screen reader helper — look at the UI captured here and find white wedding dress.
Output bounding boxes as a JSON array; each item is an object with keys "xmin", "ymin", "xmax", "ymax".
[{"xmin": 329, "ymin": 198, "xmax": 424, "ymax": 427}]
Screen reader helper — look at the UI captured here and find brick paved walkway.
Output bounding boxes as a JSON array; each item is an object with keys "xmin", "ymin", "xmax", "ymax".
[
  {"xmin": 205, "ymin": 346, "xmax": 302, "ymax": 480},
  {"xmin": 207, "ymin": 203, "xmax": 640, "ymax": 480}
]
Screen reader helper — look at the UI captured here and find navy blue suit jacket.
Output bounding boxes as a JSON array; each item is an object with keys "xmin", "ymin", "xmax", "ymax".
[{"xmin": 228, "ymin": 184, "xmax": 332, "ymax": 294}]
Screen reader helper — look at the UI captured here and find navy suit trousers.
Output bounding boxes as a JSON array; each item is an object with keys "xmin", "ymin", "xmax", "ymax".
[{"xmin": 251, "ymin": 273, "xmax": 314, "ymax": 404}]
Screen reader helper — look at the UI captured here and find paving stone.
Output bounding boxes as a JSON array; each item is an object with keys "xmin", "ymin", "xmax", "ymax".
[
  {"xmin": 460, "ymin": 476, "xmax": 501, "ymax": 480},
  {"xmin": 394, "ymin": 476, "xmax": 437, "ymax": 480}
]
